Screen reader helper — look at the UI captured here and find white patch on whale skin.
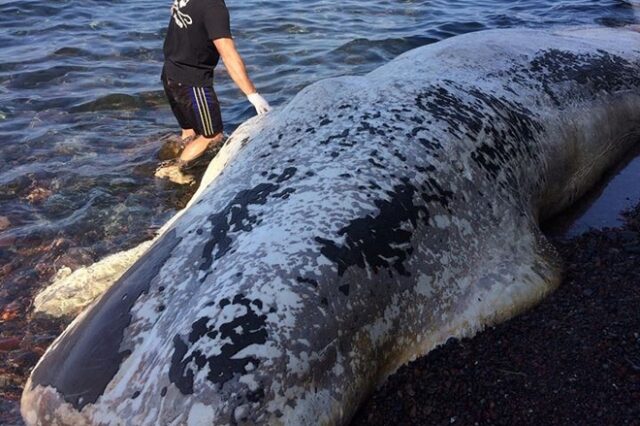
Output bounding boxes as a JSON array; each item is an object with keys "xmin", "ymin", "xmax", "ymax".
[{"xmin": 187, "ymin": 403, "xmax": 215, "ymax": 426}]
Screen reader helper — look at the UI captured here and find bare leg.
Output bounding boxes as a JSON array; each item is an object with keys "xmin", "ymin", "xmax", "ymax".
[
  {"xmin": 180, "ymin": 133, "xmax": 223, "ymax": 163},
  {"xmin": 155, "ymin": 132, "xmax": 223, "ymax": 184},
  {"xmin": 181, "ymin": 128, "xmax": 196, "ymax": 140}
]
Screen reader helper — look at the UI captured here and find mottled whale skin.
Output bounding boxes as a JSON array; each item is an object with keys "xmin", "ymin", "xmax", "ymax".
[{"xmin": 22, "ymin": 27, "xmax": 640, "ymax": 425}]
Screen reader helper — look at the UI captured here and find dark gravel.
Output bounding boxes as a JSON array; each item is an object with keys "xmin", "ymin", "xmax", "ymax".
[{"xmin": 352, "ymin": 203, "xmax": 640, "ymax": 426}]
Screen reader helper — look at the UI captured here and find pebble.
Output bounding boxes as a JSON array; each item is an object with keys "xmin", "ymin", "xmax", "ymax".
[
  {"xmin": 0, "ymin": 235, "xmax": 16, "ymax": 248},
  {"xmin": 0, "ymin": 373, "xmax": 21, "ymax": 387},
  {"xmin": 25, "ymin": 187, "xmax": 53, "ymax": 204},
  {"xmin": 623, "ymin": 244, "xmax": 640, "ymax": 254},
  {"xmin": 619, "ymin": 230, "xmax": 638, "ymax": 242},
  {"xmin": 0, "ymin": 302, "xmax": 20, "ymax": 321},
  {"xmin": 1, "ymin": 263, "xmax": 13, "ymax": 276},
  {"xmin": 0, "ymin": 216, "xmax": 10, "ymax": 231},
  {"xmin": 0, "ymin": 337, "xmax": 21, "ymax": 352},
  {"xmin": 10, "ymin": 351, "xmax": 38, "ymax": 369}
]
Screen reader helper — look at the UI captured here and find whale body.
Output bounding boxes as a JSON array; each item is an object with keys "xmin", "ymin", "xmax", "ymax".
[{"xmin": 21, "ymin": 27, "xmax": 640, "ymax": 425}]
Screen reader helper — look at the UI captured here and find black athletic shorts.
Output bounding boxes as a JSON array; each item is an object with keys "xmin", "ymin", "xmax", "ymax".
[{"xmin": 162, "ymin": 75, "xmax": 223, "ymax": 138}]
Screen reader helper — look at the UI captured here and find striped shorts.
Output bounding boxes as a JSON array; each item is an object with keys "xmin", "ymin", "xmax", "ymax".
[{"xmin": 162, "ymin": 76, "xmax": 223, "ymax": 138}]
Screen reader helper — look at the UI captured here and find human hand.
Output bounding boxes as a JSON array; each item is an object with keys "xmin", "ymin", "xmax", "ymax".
[{"xmin": 247, "ymin": 92, "xmax": 271, "ymax": 115}]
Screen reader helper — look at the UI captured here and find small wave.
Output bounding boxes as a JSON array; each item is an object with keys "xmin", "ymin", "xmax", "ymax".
[
  {"xmin": 53, "ymin": 47, "xmax": 93, "ymax": 57},
  {"xmin": 330, "ymin": 36, "xmax": 438, "ymax": 65},
  {"xmin": 8, "ymin": 65, "xmax": 87, "ymax": 90},
  {"xmin": 118, "ymin": 46, "xmax": 163, "ymax": 61},
  {"xmin": 430, "ymin": 21, "xmax": 487, "ymax": 39},
  {"xmin": 71, "ymin": 91, "xmax": 165, "ymax": 113}
]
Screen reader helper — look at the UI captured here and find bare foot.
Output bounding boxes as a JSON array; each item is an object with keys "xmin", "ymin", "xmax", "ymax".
[
  {"xmin": 181, "ymin": 129, "xmax": 196, "ymax": 140},
  {"xmin": 181, "ymin": 128, "xmax": 196, "ymax": 140},
  {"xmin": 180, "ymin": 133, "xmax": 223, "ymax": 163}
]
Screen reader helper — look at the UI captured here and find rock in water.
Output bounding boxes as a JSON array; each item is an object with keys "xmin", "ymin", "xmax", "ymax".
[
  {"xmin": 157, "ymin": 135, "xmax": 185, "ymax": 161},
  {"xmin": 21, "ymin": 27, "xmax": 640, "ymax": 425},
  {"xmin": 0, "ymin": 216, "xmax": 10, "ymax": 231}
]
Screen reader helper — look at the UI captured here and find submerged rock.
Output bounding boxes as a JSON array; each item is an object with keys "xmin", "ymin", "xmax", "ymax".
[
  {"xmin": 157, "ymin": 135, "xmax": 186, "ymax": 161},
  {"xmin": 25, "ymin": 188, "xmax": 52, "ymax": 204},
  {"xmin": 0, "ymin": 216, "xmax": 10, "ymax": 232}
]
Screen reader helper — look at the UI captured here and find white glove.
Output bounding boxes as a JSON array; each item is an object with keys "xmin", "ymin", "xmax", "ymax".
[{"xmin": 247, "ymin": 92, "xmax": 271, "ymax": 115}]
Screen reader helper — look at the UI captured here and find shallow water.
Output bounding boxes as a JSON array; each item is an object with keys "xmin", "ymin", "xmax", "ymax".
[
  {"xmin": 0, "ymin": 0, "xmax": 638, "ymax": 419},
  {"xmin": 544, "ymin": 146, "xmax": 640, "ymax": 236}
]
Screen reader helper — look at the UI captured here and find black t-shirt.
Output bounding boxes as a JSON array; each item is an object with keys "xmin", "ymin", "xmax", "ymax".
[{"xmin": 163, "ymin": 0, "xmax": 232, "ymax": 87}]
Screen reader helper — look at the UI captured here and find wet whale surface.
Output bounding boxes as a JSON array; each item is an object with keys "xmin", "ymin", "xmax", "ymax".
[{"xmin": 22, "ymin": 27, "xmax": 640, "ymax": 425}]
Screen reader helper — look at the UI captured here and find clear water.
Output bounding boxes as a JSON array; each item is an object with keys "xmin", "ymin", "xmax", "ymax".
[{"xmin": 544, "ymin": 147, "xmax": 640, "ymax": 236}]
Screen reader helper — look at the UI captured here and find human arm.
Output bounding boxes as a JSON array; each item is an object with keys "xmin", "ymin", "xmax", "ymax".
[{"xmin": 213, "ymin": 37, "xmax": 271, "ymax": 114}]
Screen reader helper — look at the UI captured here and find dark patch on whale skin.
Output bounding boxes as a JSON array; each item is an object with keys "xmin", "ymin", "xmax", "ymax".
[
  {"xmin": 200, "ymin": 168, "xmax": 297, "ymax": 275},
  {"xmin": 275, "ymin": 167, "xmax": 297, "ymax": 183},
  {"xmin": 296, "ymin": 276, "xmax": 319, "ymax": 288},
  {"xmin": 316, "ymin": 77, "xmax": 551, "ymax": 283},
  {"xmin": 520, "ymin": 49, "xmax": 640, "ymax": 105},
  {"xmin": 320, "ymin": 129, "xmax": 352, "ymax": 147},
  {"xmin": 268, "ymin": 167, "xmax": 297, "ymax": 183},
  {"xmin": 29, "ymin": 230, "xmax": 181, "ymax": 410},
  {"xmin": 169, "ymin": 294, "xmax": 268, "ymax": 395},
  {"xmin": 199, "ymin": 184, "xmax": 277, "ymax": 273},
  {"xmin": 319, "ymin": 115, "xmax": 332, "ymax": 126},
  {"xmin": 421, "ymin": 177, "xmax": 454, "ymax": 212},
  {"xmin": 273, "ymin": 188, "xmax": 296, "ymax": 200},
  {"xmin": 466, "ymin": 88, "xmax": 544, "ymax": 185},
  {"xmin": 416, "ymin": 86, "xmax": 485, "ymax": 140},
  {"xmin": 316, "ymin": 178, "xmax": 428, "ymax": 281},
  {"xmin": 415, "ymin": 82, "xmax": 544, "ymax": 186}
]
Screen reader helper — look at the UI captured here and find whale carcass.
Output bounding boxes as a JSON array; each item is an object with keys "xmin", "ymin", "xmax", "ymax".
[{"xmin": 21, "ymin": 26, "xmax": 640, "ymax": 425}]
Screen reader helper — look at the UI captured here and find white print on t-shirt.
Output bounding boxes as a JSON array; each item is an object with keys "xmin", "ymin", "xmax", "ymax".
[{"xmin": 171, "ymin": 0, "xmax": 192, "ymax": 28}]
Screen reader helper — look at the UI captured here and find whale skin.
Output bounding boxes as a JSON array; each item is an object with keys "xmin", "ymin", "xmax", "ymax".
[{"xmin": 21, "ymin": 26, "xmax": 640, "ymax": 425}]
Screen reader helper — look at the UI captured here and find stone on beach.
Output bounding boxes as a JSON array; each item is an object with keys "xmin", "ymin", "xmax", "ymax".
[{"xmin": 0, "ymin": 337, "xmax": 21, "ymax": 352}]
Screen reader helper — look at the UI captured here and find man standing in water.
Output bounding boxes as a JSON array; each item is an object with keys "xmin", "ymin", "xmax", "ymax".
[{"xmin": 157, "ymin": 0, "xmax": 270, "ymax": 179}]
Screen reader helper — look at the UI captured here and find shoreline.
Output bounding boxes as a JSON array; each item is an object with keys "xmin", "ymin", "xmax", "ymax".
[{"xmin": 352, "ymin": 203, "xmax": 640, "ymax": 425}]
